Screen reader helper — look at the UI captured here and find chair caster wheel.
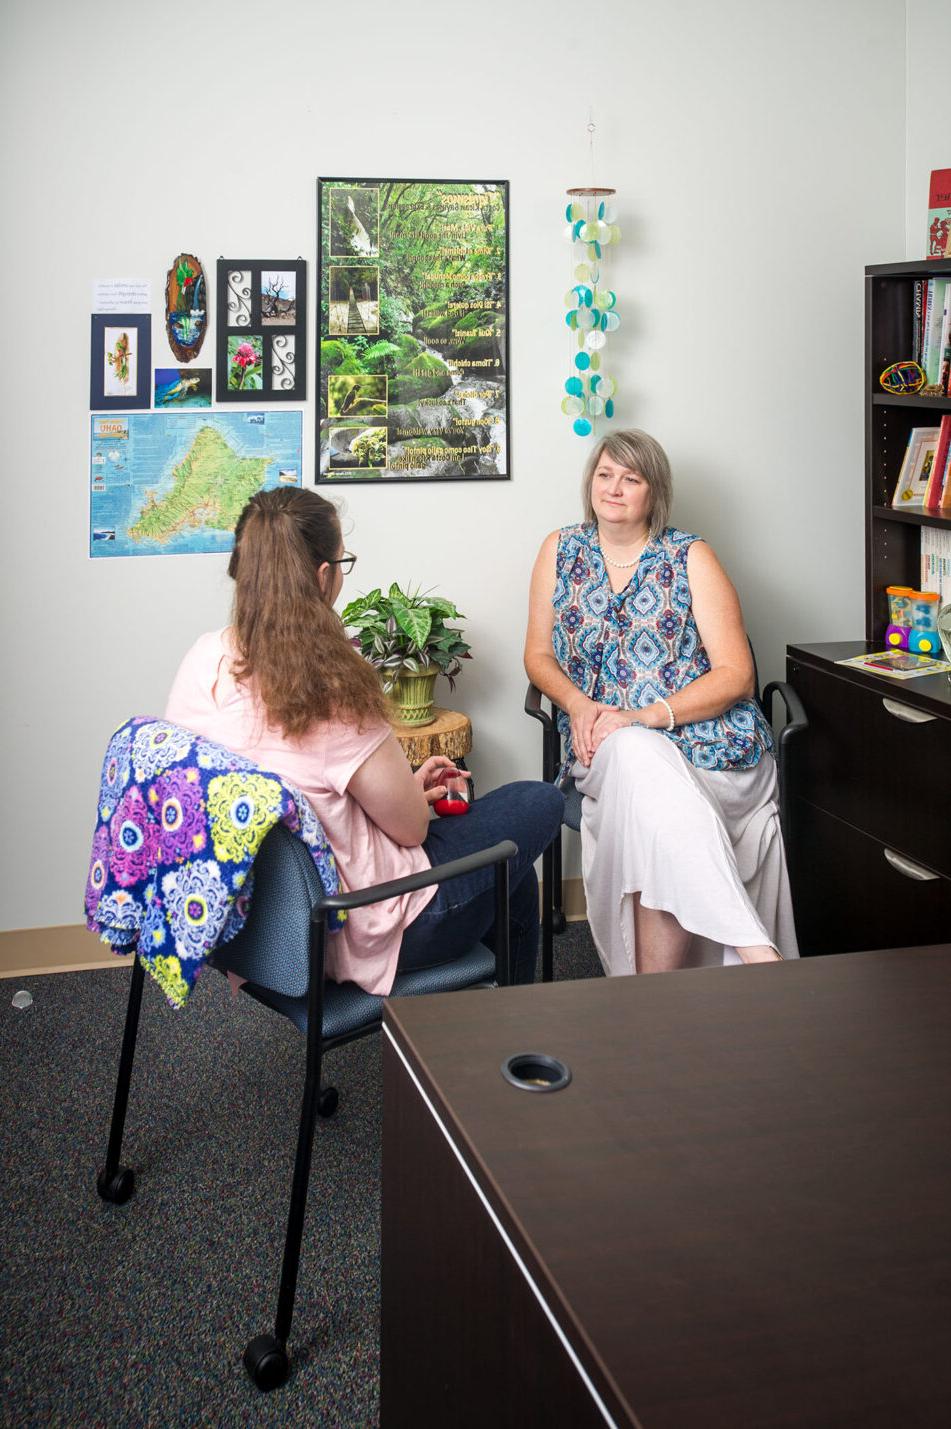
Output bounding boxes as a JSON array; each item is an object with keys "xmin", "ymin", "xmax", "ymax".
[
  {"xmin": 552, "ymin": 911, "xmax": 568, "ymax": 936},
  {"xmin": 318, "ymin": 1085, "xmax": 339, "ymax": 1118},
  {"xmin": 97, "ymin": 1165, "xmax": 135, "ymax": 1204},
  {"xmin": 244, "ymin": 1333, "xmax": 289, "ymax": 1391}
]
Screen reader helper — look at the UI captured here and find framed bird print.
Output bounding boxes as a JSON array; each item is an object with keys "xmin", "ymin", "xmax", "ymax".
[{"xmin": 90, "ymin": 313, "xmax": 152, "ymax": 410}]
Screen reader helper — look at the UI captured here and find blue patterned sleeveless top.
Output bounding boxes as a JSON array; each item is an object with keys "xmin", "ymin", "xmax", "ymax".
[{"xmin": 551, "ymin": 523, "xmax": 773, "ymax": 776}]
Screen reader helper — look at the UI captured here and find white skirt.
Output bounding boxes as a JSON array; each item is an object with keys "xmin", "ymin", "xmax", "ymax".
[{"xmin": 573, "ymin": 725, "xmax": 799, "ymax": 975}]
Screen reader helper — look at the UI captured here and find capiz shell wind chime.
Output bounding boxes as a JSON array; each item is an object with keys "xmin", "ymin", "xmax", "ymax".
[{"xmin": 563, "ymin": 163, "xmax": 620, "ymax": 436}]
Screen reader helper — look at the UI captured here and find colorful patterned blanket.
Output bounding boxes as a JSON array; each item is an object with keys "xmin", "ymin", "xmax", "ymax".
[{"xmin": 85, "ymin": 717, "xmax": 343, "ymax": 1009}]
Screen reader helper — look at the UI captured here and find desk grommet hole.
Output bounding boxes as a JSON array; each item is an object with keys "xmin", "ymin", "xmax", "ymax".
[{"xmin": 501, "ymin": 1052, "xmax": 571, "ymax": 1092}]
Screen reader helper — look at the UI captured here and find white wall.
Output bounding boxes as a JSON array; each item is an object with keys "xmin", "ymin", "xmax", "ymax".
[
  {"xmin": 0, "ymin": 0, "xmax": 906, "ymax": 929},
  {"xmin": 905, "ymin": 0, "xmax": 951, "ymax": 257}
]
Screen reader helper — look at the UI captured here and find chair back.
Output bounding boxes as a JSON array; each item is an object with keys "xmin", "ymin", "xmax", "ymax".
[
  {"xmin": 86, "ymin": 717, "xmax": 343, "ymax": 1010},
  {"xmin": 211, "ymin": 824, "xmax": 322, "ymax": 998}
]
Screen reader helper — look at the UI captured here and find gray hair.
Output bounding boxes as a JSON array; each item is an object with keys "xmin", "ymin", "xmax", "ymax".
[{"xmin": 581, "ymin": 429, "xmax": 672, "ymax": 539}]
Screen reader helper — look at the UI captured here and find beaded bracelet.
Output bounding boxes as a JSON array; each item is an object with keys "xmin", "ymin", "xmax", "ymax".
[{"xmin": 657, "ymin": 697, "xmax": 676, "ymax": 731}]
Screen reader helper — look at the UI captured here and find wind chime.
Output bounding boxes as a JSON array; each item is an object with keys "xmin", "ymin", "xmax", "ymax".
[{"xmin": 562, "ymin": 122, "xmax": 620, "ymax": 437}]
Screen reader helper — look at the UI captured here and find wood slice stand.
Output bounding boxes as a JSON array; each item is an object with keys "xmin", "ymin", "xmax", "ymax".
[{"xmin": 391, "ymin": 707, "xmax": 472, "ymax": 767}]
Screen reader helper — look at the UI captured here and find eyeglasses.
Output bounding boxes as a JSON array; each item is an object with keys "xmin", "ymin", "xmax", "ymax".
[{"xmin": 326, "ymin": 551, "xmax": 357, "ymax": 574}]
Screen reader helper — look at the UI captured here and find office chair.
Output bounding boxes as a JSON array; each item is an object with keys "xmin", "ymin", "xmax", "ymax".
[
  {"xmin": 94, "ymin": 747, "xmax": 516, "ymax": 1393},
  {"xmin": 524, "ymin": 644, "xmax": 807, "ymax": 980}
]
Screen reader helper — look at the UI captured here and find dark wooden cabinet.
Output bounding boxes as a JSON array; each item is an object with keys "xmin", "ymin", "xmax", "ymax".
[
  {"xmin": 786, "ymin": 641, "xmax": 951, "ymax": 955},
  {"xmin": 784, "ymin": 260, "xmax": 951, "ymax": 956}
]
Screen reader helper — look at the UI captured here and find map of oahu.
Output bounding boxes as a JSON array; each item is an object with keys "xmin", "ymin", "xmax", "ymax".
[
  {"xmin": 90, "ymin": 412, "xmax": 303, "ymax": 558},
  {"xmin": 130, "ymin": 427, "xmax": 267, "ymax": 542}
]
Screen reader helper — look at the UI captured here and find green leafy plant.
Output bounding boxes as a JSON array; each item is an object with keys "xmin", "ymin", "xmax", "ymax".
[{"xmin": 342, "ymin": 583, "xmax": 471, "ymax": 692}]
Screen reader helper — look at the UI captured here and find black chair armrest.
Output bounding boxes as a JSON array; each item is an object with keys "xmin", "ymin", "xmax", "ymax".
[
  {"xmin": 525, "ymin": 681, "xmax": 563, "ymax": 783},
  {"xmin": 524, "ymin": 680, "xmax": 555, "ymax": 734},
  {"xmin": 312, "ymin": 839, "xmax": 517, "ymax": 914},
  {"xmin": 312, "ymin": 838, "xmax": 518, "ymax": 989},
  {"xmin": 761, "ymin": 679, "xmax": 808, "ymax": 838},
  {"xmin": 762, "ymin": 679, "xmax": 808, "ymax": 753}
]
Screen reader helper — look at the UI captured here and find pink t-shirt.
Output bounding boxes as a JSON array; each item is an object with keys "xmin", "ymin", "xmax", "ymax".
[{"xmin": 165, "ymin": 628, "xmax": 434, "ymax": 995}]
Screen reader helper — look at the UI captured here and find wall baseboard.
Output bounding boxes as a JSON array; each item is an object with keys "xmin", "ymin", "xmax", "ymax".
[
  {"xmin": 1, "ymin": 883, "xmax": 588, "ymax": 979},
  {"xmin": 0, "ymin": 925, "xmax": 133, "ymax": 979},
  {"xmin": 561, "ymin": 877, "xmax": 587, "ymax": 922}
]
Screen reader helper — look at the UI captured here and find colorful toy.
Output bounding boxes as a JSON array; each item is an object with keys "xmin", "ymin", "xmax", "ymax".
[
  {"xmin": 885, "ymin": 585, "xmax": 941, "ymax": 654},
  {"xmin": 879, "ymin": 360, "xmax": 926, "ymax": 395}
]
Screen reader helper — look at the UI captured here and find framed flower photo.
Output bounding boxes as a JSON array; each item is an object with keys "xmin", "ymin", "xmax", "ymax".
[
  {"xmin": 90, "ymin": 313, "xmax": 151, "ymax": 410},
  {"xmin": 215, "ymin": 258, "xmax": 306, "ymax": 403}
]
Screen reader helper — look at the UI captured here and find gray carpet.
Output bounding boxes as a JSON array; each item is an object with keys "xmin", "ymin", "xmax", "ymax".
[{"xmin": 0, "ymin": 926, "xmax": 602, "ymax": 1427}]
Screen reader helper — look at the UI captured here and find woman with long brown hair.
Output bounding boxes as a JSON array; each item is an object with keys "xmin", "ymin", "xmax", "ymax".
[{"xmin": 166, "ymin": 487, "xmax": 563, "ymax": 990}]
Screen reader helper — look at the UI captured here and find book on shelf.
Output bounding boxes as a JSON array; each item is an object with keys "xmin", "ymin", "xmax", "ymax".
[
  {"xmin": 922, "ymin": 278, "xmax": 950, "ymax": 390},
  {"xmin": 924, "ymin": 413, "xmax": 951, "ymax": 507},
  {"xmin": 921, "ymin": 279, "xmax": 935, "ymax": 372},
  {"xmin": 891, "ymin": 426, "xmax": 940, "ymax": 506},
  {"xmin": 904, "ymin": 277, "xmax": 951, "ymax": 394},
  {"xmin": 921, "ymin": 526, "xmax": 951, "ymax": 603},
  {"xmin": 941, "ymin": 436, "xmax": 951, "ymax": 511},
  {"xmin": 913, "ymin": 278, "xmax": 926, "ymax": 364},
  {"xmin": 836, "ymin": 649, "xmax": 951, "ymax": 680},
  {"xmin": 932, "ymin": 280, "xmax": 951, "ymax": 391},
  {"xmin": 928, "ymin": 168, "xmax": 951, "ymax": 258}
]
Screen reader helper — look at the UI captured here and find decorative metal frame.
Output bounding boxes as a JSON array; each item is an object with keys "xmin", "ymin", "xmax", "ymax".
[{"xmin": 215, "ymin": 258, "xmax": 307, "ymax": 404}]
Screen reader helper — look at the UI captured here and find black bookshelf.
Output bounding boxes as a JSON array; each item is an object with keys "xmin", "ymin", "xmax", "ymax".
[{"xmin": 865, "ymin": 256, "xmax": 951, "ymax": 642}]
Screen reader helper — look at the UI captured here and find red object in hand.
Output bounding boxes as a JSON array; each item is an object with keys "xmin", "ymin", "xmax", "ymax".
[{"xmin": 433, "ymin": 778, "xmax": 471, "ymax": 817}]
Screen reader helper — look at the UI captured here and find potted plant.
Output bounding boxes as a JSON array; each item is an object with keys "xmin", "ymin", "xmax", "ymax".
[{"xmin": 342, "ymin": 583, "xmax": 471, "ymax": 726}]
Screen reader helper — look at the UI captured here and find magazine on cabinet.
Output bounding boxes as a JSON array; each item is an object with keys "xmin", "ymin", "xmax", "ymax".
[{"xmin": 836, "ymin": 649, "xmax": 951, "ymax": 680}]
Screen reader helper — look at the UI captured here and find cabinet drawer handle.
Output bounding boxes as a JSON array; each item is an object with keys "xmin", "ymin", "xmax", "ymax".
[
  {"xmin": 881, "ymin": 697, "xmax": 936, "ymax": 725},
  {"xmin": 883, "ymin": 848, "xmax": 939, "ymax": 882}
]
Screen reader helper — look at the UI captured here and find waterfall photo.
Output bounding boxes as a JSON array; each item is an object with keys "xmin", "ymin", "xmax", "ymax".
[{"xmin": 317, "ymin": 177, "xmax": 510, "ymax": 483}]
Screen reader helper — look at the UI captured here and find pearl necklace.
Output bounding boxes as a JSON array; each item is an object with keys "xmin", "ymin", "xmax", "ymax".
[{"xmin": 600, "ymin": 536, "xmax": 649, "ymax": 569}]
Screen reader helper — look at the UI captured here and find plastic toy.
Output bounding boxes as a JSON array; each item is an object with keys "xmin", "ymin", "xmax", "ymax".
[
  {"xmin": 885, "ymin": 585, "xmax": 941, "ymax": 654},
  {"xmin": 879, "ymin": 360, "xmax": 926, "ymax": 395},
  {"xmin": 433, "ymin": 775, "xmax": 471, "ymax": 818}
]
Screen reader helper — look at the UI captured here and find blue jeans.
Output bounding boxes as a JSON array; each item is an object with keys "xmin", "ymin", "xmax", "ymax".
[{"xmin": 397, "ymin": 781, "xmax": 565, "ymax": 985}]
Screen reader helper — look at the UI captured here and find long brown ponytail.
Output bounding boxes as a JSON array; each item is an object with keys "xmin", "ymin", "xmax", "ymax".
[{"xmin": 228, "ymin": 488, "xmax": 387, "ymax": 736}]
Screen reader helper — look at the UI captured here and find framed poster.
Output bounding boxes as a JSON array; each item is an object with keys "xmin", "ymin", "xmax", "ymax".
[
  {"xmin": 90, "ymin": 313, "xmax": 151, "ymax": 410},
  {"xmin": 216, "ymin": 258, "xmax": 307, "ymax": 402},
  {"xmin": 316, "ymin": 178, "xmax": 510, "ymax": 483}
]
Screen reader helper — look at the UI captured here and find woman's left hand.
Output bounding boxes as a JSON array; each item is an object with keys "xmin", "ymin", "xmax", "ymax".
[
  {"xmin": 590, "ymin": 708, "xmax": 637, "ymax": 755},
  {"xmin": 413, "ymin": 756, "xmax": 472, "ymax": 806}
]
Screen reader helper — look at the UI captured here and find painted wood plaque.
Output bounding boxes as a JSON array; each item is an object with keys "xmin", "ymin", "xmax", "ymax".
[{"xmin": 165, "ymin": 253, "xmax": 207, "ymax": 362}]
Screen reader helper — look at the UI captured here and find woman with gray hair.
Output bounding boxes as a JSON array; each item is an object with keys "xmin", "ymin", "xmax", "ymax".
[{"xmin": 524, "ymin": 429, "xmax": 798, "ymax": 975}]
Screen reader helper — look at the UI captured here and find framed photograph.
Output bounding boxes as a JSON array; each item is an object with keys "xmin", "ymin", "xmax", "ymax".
[
  {"xmin": 329, "ymin": 185, "xmax": 380, "ymax": 258},
  {"xmin": 316, "ymin": 177, "xmax": 510, "ymax": 483},
  {"xmin": 154, "ymin": 367, "xmax": 212, "ymax": 407},
  {"xmin": 216, "ymin": 258, "xmax": 307, "ymax": 403},
  {"xmin": 90, "ymin": 313, "xmax": 151, "ymax": 410}
]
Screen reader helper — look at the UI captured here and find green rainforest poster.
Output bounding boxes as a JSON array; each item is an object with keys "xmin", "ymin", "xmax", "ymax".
[{"xmin": 316, "ymin": 178, "xmax": 509, "ymax": 483}]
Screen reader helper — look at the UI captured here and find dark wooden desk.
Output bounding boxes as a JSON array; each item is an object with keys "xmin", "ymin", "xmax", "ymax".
[{"xmin": 382, "ymin": 948, "xmax": 951, "ymax": 1427}]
